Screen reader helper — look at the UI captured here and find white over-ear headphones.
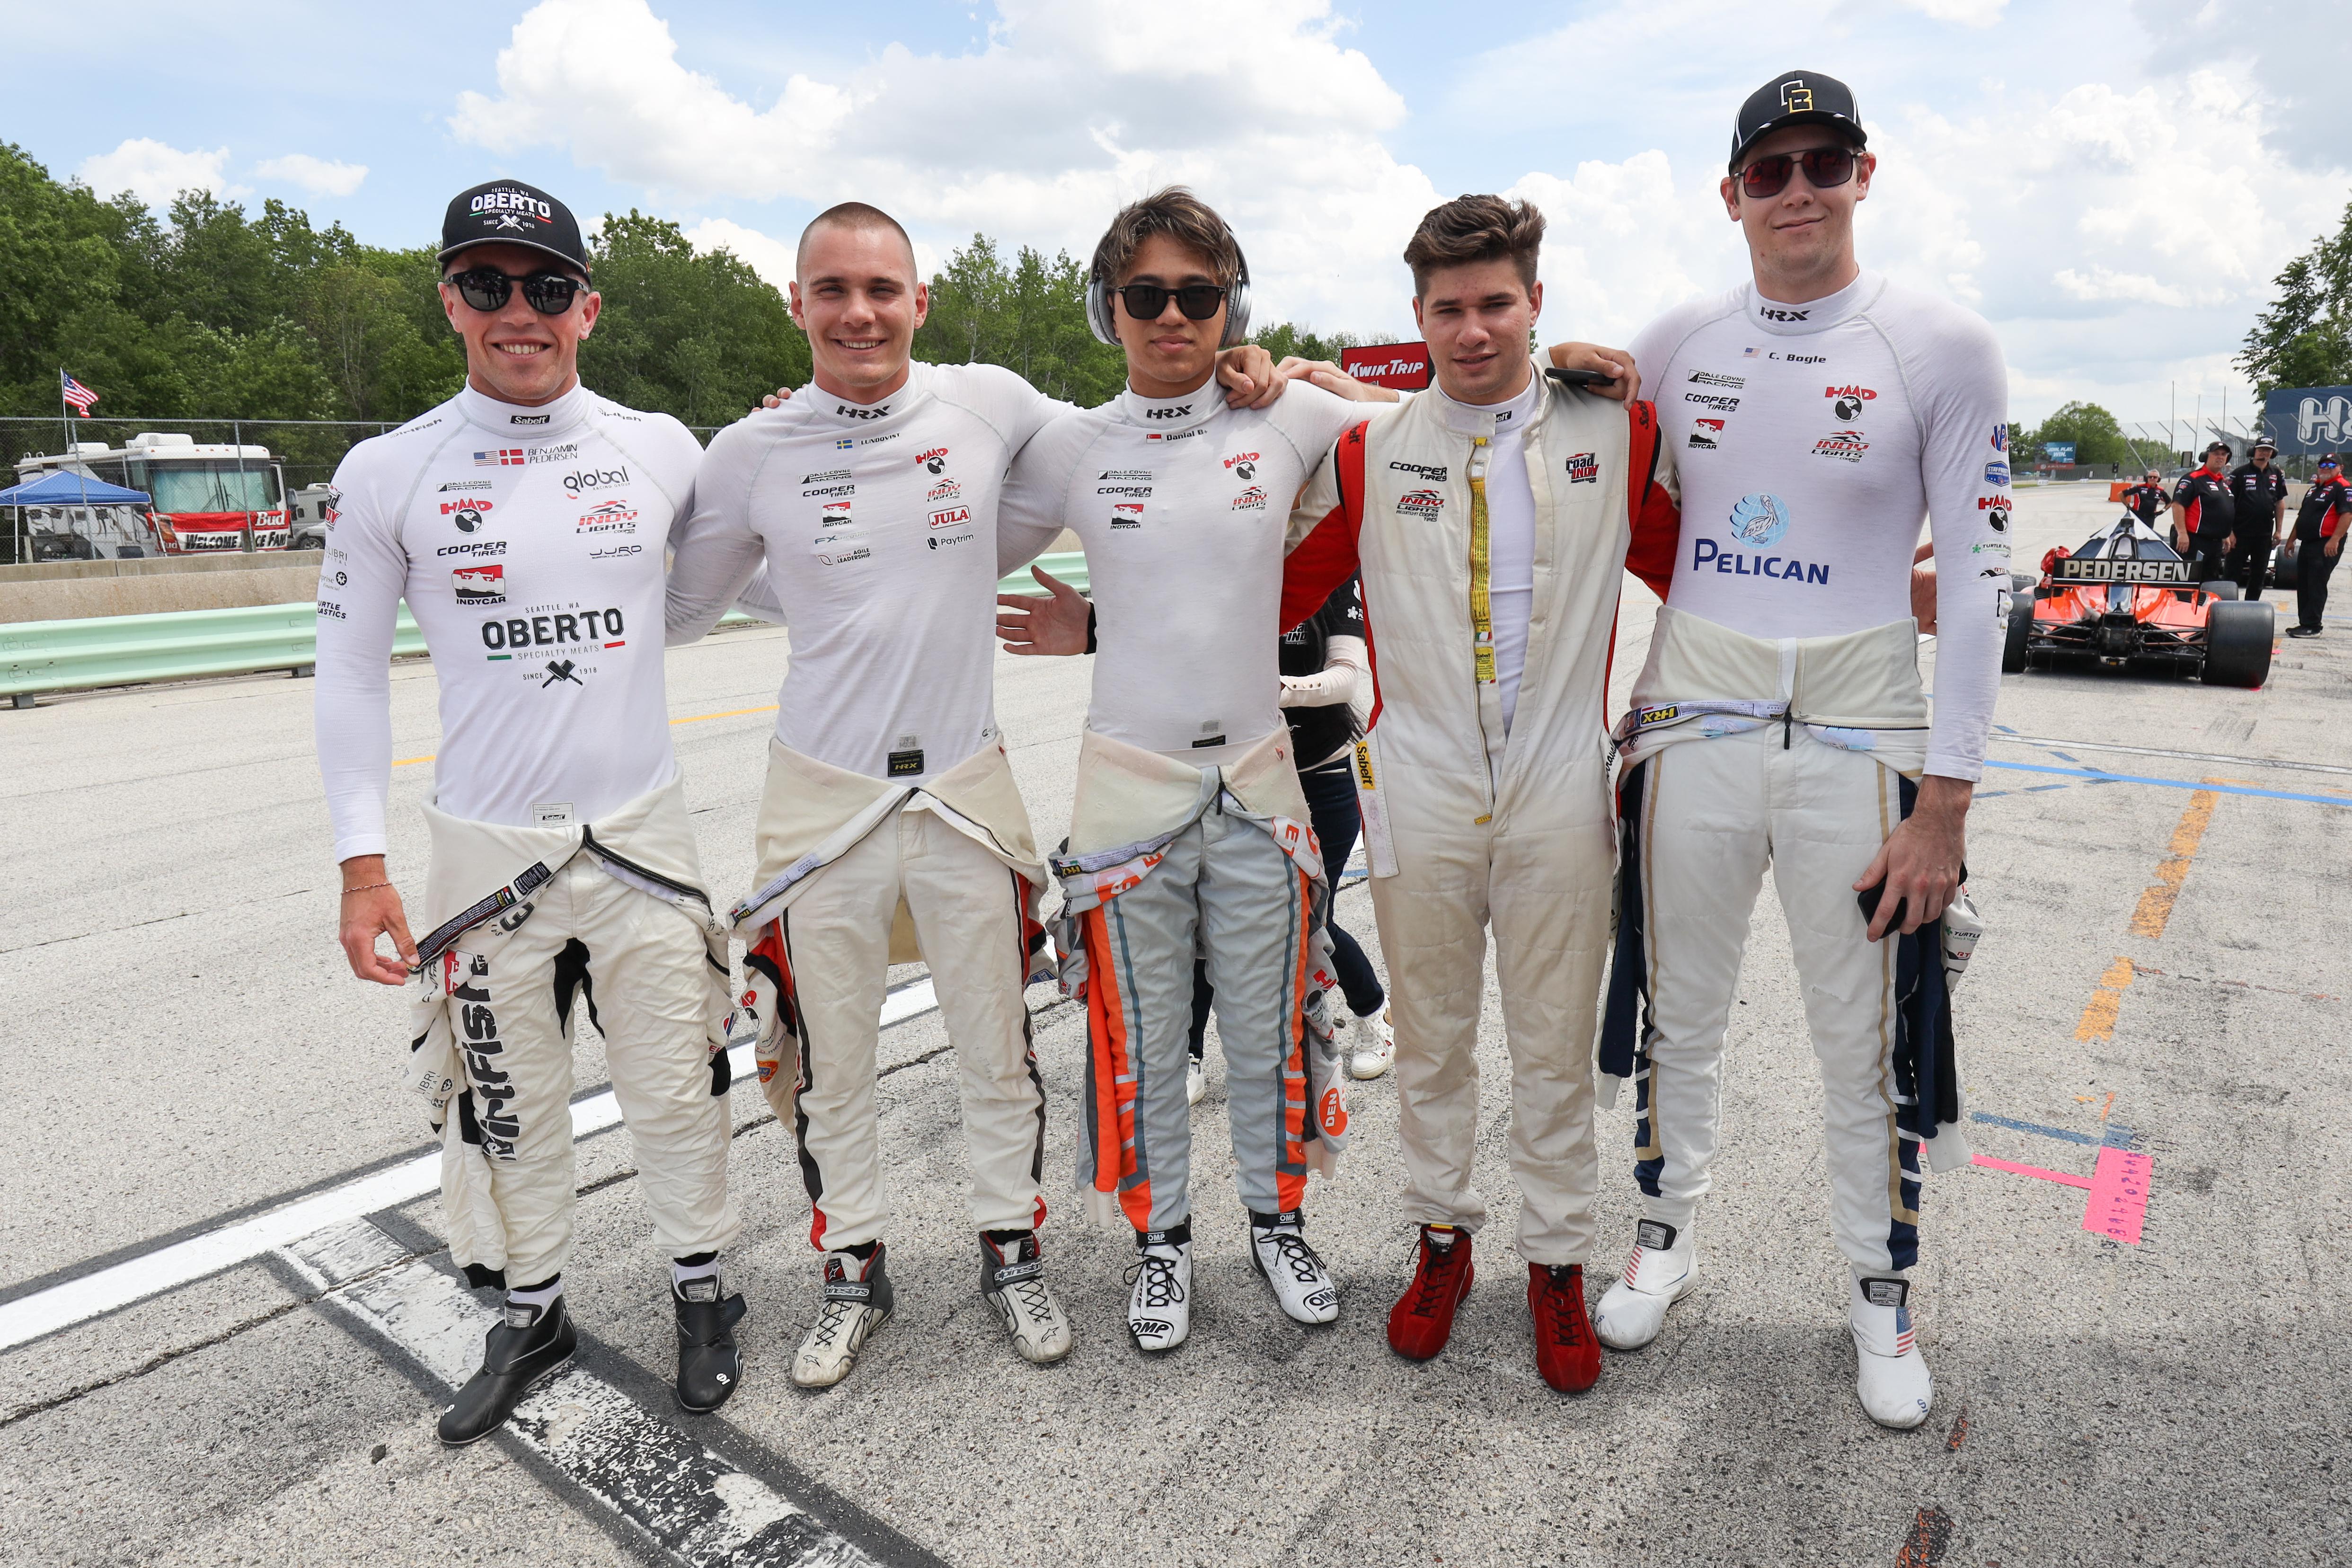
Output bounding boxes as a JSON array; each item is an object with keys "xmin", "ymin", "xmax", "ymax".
[{"xmin": 1086, "ymin": 229, "xmax": 1253, "ymax": 350}]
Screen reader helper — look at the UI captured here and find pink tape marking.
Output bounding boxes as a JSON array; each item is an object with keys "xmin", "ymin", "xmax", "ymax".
[
  {"xmin": 2082, "ymin": 1147, "xmax": 2153, "ymax": 1245},
  {"xmin": 1972, "ymin": 1153, "xmax": 2093, "ymax": 1189}
]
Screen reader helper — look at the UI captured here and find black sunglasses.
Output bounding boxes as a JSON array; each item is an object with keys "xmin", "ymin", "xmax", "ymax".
[
  {"xmin": 1116, "ymin": 282, "xmax": 1228, "ymax": 323},
  {"xmin": 1739, "ymin": 146, "xmax": 1858, "ymax": 200},
  {"xmin": 446, "ymin": 267, "xmax": 585, "ymax": 315}
]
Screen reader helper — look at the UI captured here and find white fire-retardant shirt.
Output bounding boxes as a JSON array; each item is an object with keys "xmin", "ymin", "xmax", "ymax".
[
  {"xmin": 663, "ymin": 362, "xmax": 1061, "ymax": 783},
  {"xmin": 998, "ymin": 376, "xmax": 1364, "ymax": 765},
  {"xmin": 1627, "ymin": 269, "xmax": 2011, "ymax": 780},
  {"xmin": 314, "ymin": 381, "xmax": 704, "ymax": 863}
]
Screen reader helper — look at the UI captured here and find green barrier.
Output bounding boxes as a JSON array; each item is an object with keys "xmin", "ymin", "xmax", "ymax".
[{"xmin": 0, "ymin": 553, "xmax": 1089, "ymax": 701}]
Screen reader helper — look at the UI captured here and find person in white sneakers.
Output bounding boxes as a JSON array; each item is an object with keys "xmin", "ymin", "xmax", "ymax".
[
  {"xmin": 1558, "ymin": 70, "xmax": 2001, "ymax": 1428},
  {"xmin": 319, "ymin": 180, "xmax": 744, "ymax": 1444},
  {"xmin": 995, "ymin": 189, "xmax": 1363, "ymax": 1351},
  {"xmin": 666, "ymin": 202, "xmax": 1282, "ymax": 1383}
]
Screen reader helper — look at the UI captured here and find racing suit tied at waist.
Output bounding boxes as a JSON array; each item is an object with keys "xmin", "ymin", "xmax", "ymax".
[{"xmin": 1602, "ymin": 608, "xmax": 1981, "ymax": 1172}]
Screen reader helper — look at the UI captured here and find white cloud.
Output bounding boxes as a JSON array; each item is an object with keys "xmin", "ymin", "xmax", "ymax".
[
  {"xmin": 252, "ymin": 153, "xmax": 368, "ymax": 197},
  {"xmin": 1895, "ymin": 0, "xmax": 2007, "ymax": 23},
  {"xmin": 681, "ymin": 218, "xmax": 796, "ymax": 290},
  {"xmin": 75, "ymin": 139, "xmax": 240, "ymax": 207},
  {"xmin": 2054, "ymin": 267, "xmax": 2189, "ymax": 309}
]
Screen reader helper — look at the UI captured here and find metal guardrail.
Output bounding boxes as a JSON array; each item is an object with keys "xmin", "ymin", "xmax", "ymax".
[{"xmin": 0, "ymin": 553, "xmax": 1091, "ymax": 704}]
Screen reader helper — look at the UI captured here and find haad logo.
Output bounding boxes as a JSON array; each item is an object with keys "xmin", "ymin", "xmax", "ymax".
[{"xmin": 916, "ymin": 446, "xmax": 950, "ymax": 473}]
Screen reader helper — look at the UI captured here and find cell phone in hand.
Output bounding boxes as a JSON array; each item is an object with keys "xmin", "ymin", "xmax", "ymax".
[{"xmin": 1856, "ymin": 879, "xmax": 1906, "ymax": 936}]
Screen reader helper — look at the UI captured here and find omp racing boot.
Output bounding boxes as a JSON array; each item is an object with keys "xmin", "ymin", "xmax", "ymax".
[
  {"xmin": 791, "ymin": 1244, "xmax": 894, "ymax": 1390},
  {"xmin": 1593, "ymin": 1219, "xmax": 1699, "ymax": 1351},
  {"xmin": 1249, "ymin": 1208, "xmax": 1340, "ymax": 1324},
  {"xmin": 1386, "ymin": 1224, "xmax": 1474, "ymax": 1361},
  {"xmin": 1527, "ymin": 1263, "xmax": 1600, "ymax": 1394},
  {"xmin": 438, "ymin": 1292, "xmax": 577, "ymax": 1446},
  {"xmin": 1850, "ymin": 1272, "xmax": 1934, "ymax": 1429},
  {"xmin": 1346, "ymin": 1008, "xmax": 1396, "ymax": 1080},
  {"xmin": 1126, "ymin": 1223, "xmax": 1193, "ymax": 1353},
  {"xmin": 673, "ymin": 1274, "xmax": 749, "ymax": 1414},
  {"xmin": 981, "ymin": 1230, "xmax": 1073, "ymax": 1365}
]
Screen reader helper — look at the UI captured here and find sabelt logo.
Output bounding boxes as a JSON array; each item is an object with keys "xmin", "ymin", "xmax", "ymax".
[
  {"xmin": 563, "ymin": 465, "xmax": 630, "ymax": 494},
  {"xmin": 509, "ymin": 413, "xmax": 550, "ymax": 426},
  {"xmin": 1396, "ymin": 488, "xmax": 1445, "ymax": 517},
  {"xmin": 451, "ymin": 564, "xmax": 505, "ymax": 605},
  {"xmin": 1389, "ymin": 460, "xmax": 1447, "ymax": 481},
  {"xmin": 1109, "ymin": 503, "xmax": 1145, "ymax": 529},
  {"xmin": 928, "ymin": 505, "xmax": 972, "ymax": 530},
  {"xmin": 917, "ymin": 446, "xmax": 949, "ymax": 473},
  {"xmin": 441, "ymin": 499, "xmax": 497, "ymax": 515}
]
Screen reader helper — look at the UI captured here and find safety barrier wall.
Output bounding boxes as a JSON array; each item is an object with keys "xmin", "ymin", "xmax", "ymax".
[{"xmin": 0, "ymin": 553, "xmax": 1090, "ymax": 701}]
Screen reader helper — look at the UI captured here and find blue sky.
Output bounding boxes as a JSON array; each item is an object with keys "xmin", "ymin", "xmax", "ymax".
[{"xmin": 8, "ymin": 0, "xmax": 2346, "ymax": 435}]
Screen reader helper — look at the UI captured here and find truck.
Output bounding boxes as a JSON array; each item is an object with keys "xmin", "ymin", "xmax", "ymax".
[{"xmin": 13, "ymin": 432, "xmax": 289, "ymax": 555}]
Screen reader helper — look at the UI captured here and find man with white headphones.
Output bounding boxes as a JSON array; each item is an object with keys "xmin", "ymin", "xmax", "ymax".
[{"xmin": 999, "ymin": 188, "xmax": 1364, "ymax": 1353}]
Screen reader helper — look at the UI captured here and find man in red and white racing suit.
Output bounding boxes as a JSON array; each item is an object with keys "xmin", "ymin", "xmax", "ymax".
[{"xmin": 1279, "ymin": 195, "xmax": 1681, "ymax": 1394}]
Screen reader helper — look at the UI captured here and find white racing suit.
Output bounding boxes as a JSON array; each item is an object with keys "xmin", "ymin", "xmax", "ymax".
[
  {"xmin": 1597, "ymin": 607, "xmax": 1982, "ymax": 1275},
  {"xmin": 1280, "ymin": 385, "xmax": 1682, "ymax": 1265},
  {"xmin": 1054, "ymin": 728, "xmax": 1350, "ymax": 1233},
  {"xmin": 729, "ymin": 737, "xmax": 1052, "ymax": 1252},
  {"xmin": 402, "ymin": 774, "xmax": 742, "ymax": 1289}
]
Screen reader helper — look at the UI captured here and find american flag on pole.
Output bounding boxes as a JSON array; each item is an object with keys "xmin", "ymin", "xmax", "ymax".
[{"xmin": 61, "ymin": 372, "xmax": 99, "ymax": 414}]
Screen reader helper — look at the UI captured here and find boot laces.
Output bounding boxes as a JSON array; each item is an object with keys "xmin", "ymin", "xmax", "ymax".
[
  {"xmin": 1125, "ymin": 1251, "xmax": 1186, "ymax": 1309},
  {"xmin": 807, "ymin": 1295, "xmax": 858, "ymax": 1350},
  {"xmin": 1403, "ymin": 1234, "xmax": 1465, "ymax": 1318},
  {"xmin": 1540, "ymin": 1266, "xmax": 1589, "ymax": 1347},
  {"xmin": 1258, "ymin": 1229, "xmax": 1328, "ymax": 1285},
  {"xmin": 1005, "ymin": 1272, "xmax": 1058, "ymax": 1326}
]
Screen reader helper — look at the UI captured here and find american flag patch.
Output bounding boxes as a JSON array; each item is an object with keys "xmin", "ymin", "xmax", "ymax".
[{"xmin": 474, "ymin": 449, "xmax": 525, "ymax": 467}]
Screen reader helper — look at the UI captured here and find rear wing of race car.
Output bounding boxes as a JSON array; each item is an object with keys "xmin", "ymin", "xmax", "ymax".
[{"xmin": 2048, "ymin": 555, "xmax": 2193, "ymax": 585}]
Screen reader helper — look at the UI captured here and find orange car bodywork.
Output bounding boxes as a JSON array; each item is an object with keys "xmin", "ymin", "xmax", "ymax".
[{"xmin": 2027, "ymin": 576, "xmax": 2219, "ymax": 662}]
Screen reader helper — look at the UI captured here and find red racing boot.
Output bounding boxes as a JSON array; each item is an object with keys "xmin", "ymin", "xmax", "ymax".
[
  {"xmin": 1527, "ymin": 1263, "xmax": 1600, "ymax": 1393},
  {"xmin": 1387, "ymin": 1224, "xmax": 1474, "ymax": 1360}
]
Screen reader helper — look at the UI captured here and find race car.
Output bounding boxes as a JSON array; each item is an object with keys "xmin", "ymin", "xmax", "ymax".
[{"xmin": 2003, "ymin": 514, "xmax": 2272, "ymax": 687}]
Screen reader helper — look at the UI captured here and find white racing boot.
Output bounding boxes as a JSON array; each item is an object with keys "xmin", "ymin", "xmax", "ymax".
[
  {"xmin": 1186, "ymin": 1055, "xmax": 1207, "ymax": 1106},
  {"xmin": 1593, "ymin": 1219, "xmax": 1698, "ymax": 1350},
  {"xmin": 790, "ymin": 1244, "xmax": 893, "ymax": 1390},
  {"xmin": 1346, "ymin": 1009, "xmax": 1396, "ymax": 1080},
  {"xmin": 980, "ymin": 1231, "xmax": 1072, "ymax": 1365},
  {"xmin": 1248, "ymin": 1209, "xmax": 1340, "ymax": 1324},
  {"xmin": 1849, "ymin": 1272, "xmax": 1934, "ymax": 1429},
  {"xmin": 1125, "ymin": 1223, "xmax": 1193, "ymax": 1352}
]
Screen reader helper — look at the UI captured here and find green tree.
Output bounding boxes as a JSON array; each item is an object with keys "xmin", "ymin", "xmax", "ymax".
[
  {"xmin": 1251, "ymin": 321, "xmax": 1361, "ymax": 364},
  {"xmin": 2024, "ymin": 401, "xmax": 2128, "ymax": 466},
  {"xmin": 2239, "ymin": 203, "xmax": 2352, "ymax": 400},
  {"xmin": 581, "ymin": 210, "xmax": 809, "ymax": 426},
  {"xmin": 917, "ymin": 234, "xmax": 1124, "ymax": 404}
]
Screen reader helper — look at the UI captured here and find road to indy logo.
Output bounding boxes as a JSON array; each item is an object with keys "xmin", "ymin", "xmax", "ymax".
[{"xmin": 1728, "ymin": 493, "xmax": 1791, "ymax": 548}]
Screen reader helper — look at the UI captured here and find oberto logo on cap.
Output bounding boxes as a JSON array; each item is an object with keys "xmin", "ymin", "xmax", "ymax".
[{"xmin": 471, "ymin": 188, "xmax": 553, "ymax": 223}]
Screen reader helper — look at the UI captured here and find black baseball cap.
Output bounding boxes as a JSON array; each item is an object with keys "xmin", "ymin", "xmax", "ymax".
[
  {"xmin": 2204, "ymin": 440, "xmax": 2232, "ymax": 459},
  {"xmin": 2321, "ymin": 454, "xmax": 2340, "ymax": 466},
  {"xmin": 1731, "ymin": 71, "xmax": 1867, "ymax": 171},
  {"xmin": 2251, "ymin": 436, "xmax": 2278, "ymax": 454},
  {"xmin": 439, "ymin": 179, "xmax": 591, "ymax": 277}
]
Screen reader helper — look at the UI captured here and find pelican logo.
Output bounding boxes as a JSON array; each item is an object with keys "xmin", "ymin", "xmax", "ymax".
[{"xmin": 1780, "ymin": 80, "xmax": 1813, "ymax": 113}]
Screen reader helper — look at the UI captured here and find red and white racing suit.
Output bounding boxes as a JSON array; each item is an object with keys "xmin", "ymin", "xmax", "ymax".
[{"xmin": 1281, "ymin": 375, "xmax": 1681, "ymax": 1266}]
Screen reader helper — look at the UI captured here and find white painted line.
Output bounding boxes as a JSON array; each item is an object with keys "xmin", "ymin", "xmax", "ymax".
[
  {"xmin": 284, "ymin": 1220, "xmax": 873, "ymax": 1567},
  {"xmin": 0, "ymin": 980, "xmax": 942, "ymax": 1353},
  {"xmin": 1989, "ymin": 731, "xmax": 2352, "ymax": 778}
]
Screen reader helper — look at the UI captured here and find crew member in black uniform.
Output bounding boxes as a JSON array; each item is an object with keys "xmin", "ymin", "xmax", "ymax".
[
  {"xmin": 2226, "ymin": 438, "xmax": 2290, "ymax": 600},
  {"xmin": 2290, "ymin": 454, "xmax": 2350, "ymax": 638},
  {"xmin": 2171, "ymin": 442, "xmax": 2236, "ymax": 583},
  {"xmin": 2121, "ymin": 469, "xmax": 2167, "ymax": 527}
]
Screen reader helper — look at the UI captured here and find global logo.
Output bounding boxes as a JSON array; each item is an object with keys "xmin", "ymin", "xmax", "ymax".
[{"xmin": 1728, "ymin": 493, "xmax": 1791, "ymax": 549}]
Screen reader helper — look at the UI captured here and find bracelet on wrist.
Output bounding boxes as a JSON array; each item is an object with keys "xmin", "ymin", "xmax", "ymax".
[{"xmin": 341, "ymin": 881, "xmax": 393, "ymax": 896}]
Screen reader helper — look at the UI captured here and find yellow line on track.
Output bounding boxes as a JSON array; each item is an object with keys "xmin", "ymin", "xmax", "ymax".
[
  {"xmin": 390, "ymin": 702, "xmax": 778, "ymax": 768},
  {"xmin": 2128, "ymin": 784, "xmax": 2220, "ymax": 939}
]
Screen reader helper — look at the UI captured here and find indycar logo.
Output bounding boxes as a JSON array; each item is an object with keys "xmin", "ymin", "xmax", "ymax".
[
  {"xmin": 1564, "ymin": 452, "xmax": 1599, "ymax": 484},
  {"xmin": 451, "ymin": 564, "xmax": 505, "ymax": 606},
  {"xmin": 1231, "ymin": 486, "xmax": 1268, "ymax": 511},
  {"xmin": 1396, "ymin": 488, "xmax": 1445, "ymax": 518},
  {"xmin": 928, "ymin": 505, "xmax": 972, "ymax": 530},
  {"xmin": 1811, "ymin": 430, "xmax": 1869, "ymax": 462},
  {"xmin": 1109, "ymin": 503, "xmax": 1145, "ymax": 530},
  {"xmin": 473, "ymin": 449, "xmax": 525, "ymax": 468},
  {"xmin": 821, "ymin": 501, "xmax": 852, "ymax": 528},
  {"xmin": 917, "ymin": 446, "xmax": 950, "ymax": 473},
  {"xmin": 575, "ymin": 501, "xmax": 639, "ymax": 534},
  {"xmin": 1689, "ymin": 418, "xmax": 1725, "ymax": 450},
  {"xmin": 1224, "ymin": 452, "xmax": 1259, "ymax": 479},
  {"xmin": 1728, "ymin": 493, "xmax": 1792, "ymax": 548}
]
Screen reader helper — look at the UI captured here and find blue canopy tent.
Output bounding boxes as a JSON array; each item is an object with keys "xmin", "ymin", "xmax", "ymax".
[{"xmin": 2, "ymin": 469, "xmax": 155, "ymax": 562}]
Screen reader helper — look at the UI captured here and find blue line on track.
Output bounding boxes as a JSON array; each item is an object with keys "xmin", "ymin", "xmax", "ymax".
[
  {"xmin": 1970, "ymin": 1110, "xmax": 2142, "ymax": 1151},
  {"xmin": 1982, "ymin": 759, "xmax": 2352, "ymax": 806}
]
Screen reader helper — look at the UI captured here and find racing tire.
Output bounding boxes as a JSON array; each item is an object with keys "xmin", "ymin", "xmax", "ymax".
[
  {"xmin": 2272, "ymin": 540, "xmax": 2300, "ymax": 592},
  {"xmin": 2202, "ymin": 580, "xmax": 2240, "ymax": 601},
  {"xmin": 2202, "ymin": 601, "xmax": 2274, "ymax": 689},
  {"xmin": 2001, "ymin": 592, "xmax": 2034, "ymax": 673},
  {"xmin": 2009, "ymin": 572, "xmax": 2034, "ymax": 593}
]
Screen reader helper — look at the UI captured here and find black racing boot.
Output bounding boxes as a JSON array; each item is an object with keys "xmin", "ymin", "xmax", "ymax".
[
  {"xmin": 438, "ymin": 1294, "xmax": 577, "ymax": 1446},
  {"xmin": 675, "ymin": 1276, "xmax": 749, "ymax": 1414}
]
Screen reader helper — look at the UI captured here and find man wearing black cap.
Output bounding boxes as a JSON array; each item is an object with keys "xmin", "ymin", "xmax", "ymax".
[
  {"xmin": 316, "ymin": 179, "xmax": 748, "ymax": 1445},
  {"xmin": 2226, "ymin": 438, "xmax": 2289, "ymax": 599},
  {"xmin": 1539, "ymin": 71, "xmax": 2004, "ymax": 1430},
  {"xmin": 2172, "ymin": 443, "xmax": 2237, "ymax": 583},
  {"xmin": 2289, "ymin": 454, "xmax": 2350, "ymax": 637}
]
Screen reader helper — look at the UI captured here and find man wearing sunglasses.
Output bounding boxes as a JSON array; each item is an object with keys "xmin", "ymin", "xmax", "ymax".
[
  {"xmin": 2289, "ymin": 454, "xmax": 2349, "ymax": 637},
  {"xmin": 1550, "ymin": 71, "xmax": 2007, "ymax": 1429},
  {"xmin": 2226, "ymin": 439, "xmax": 2288, "ymax": 600},
  {"xmin": 2122, "ymin": 470, "xmax": 2168, "ymax": 529},
  {"xmin": 989, "ymin": 189, "xmax": 1364, "ymax": 1353},
  {"xmin": 317, "ymin": 179, "xmax": 746, "ymax": 1445},
  {"xmin": 664, "ymin": 202, "xmax": 1284, "ymax": 1385}
]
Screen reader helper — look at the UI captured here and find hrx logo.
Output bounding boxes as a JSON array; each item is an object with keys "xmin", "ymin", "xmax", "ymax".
[{"xmin": 1144, "ymin": 404, "xmax": 1191, "ymax": 420}]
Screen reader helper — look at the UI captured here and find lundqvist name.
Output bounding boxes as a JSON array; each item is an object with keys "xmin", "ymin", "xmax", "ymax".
[{"xmin": 1693, "ymin": 537, "xmax": 1830, "ymax": 584}]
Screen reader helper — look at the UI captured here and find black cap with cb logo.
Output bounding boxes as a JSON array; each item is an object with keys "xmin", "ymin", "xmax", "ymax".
[{"xmin": 1730, "ymin": 71, "xmax": 1866, "ymax": 172}]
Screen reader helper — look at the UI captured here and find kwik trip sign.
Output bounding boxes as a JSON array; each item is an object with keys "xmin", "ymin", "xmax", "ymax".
[
  {"xmin": 1340, "ymin": 342, "xmax": 1433, "ymax": 391},
  {"xmin": 2262, "ymin": 385, "xmax": 2352, "ymax": 456}
]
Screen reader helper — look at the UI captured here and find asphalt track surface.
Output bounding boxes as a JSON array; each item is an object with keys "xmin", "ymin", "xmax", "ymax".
[{"xmin": 3, "ymin": 484, "xmax": 2345, "ymax": 1566}]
